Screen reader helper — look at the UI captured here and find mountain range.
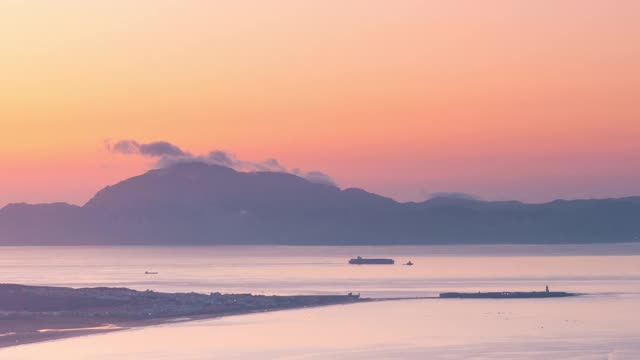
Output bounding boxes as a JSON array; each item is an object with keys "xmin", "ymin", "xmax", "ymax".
[{"xmin": 2, "ymin": 162, "xmax": 639, "ymax": 245}]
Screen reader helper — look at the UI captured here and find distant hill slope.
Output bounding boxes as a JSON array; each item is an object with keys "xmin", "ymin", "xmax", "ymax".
[{"xmin": 1, "ymin": 162, "xmax": 640, "ymax": 245}]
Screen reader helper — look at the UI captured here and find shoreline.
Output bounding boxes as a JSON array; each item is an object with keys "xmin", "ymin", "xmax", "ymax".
[
  {"xmin": 0, "ymin": 284, "xmax": 584, "ymax": 350},
  {"xmin": 1, "ymin": 296, "xmax": 445, "ymax": 350},
  {"xmin": 0, "ymin": 299, "xmax": 377, "ymax": 350},
  {"xmin": 0, "ymin": 296, "xmax": 469, "ymax": 349},
  {"xmin": 0, "ymin": 284, "xmax": 368, "ymax": 350}
]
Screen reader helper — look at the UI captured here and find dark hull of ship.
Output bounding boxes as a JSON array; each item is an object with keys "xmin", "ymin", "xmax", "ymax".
[{"xmin": 349, "ymin": 259, "xmax": 394, "ymax": 265}]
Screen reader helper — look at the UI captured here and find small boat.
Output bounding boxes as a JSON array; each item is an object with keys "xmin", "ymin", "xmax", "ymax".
[
  {"xmin": 404, "ymin": 261, "xmax": 414, "ymax": 266},
  {"xmin": 144, "ymin": 271, "xmax": 158, "ymax": 275}
]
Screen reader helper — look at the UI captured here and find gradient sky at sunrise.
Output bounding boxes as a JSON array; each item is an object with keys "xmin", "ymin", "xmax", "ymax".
[{"xmin": 1, "ymin": 0, "xmax": 639, "ymax": 206}]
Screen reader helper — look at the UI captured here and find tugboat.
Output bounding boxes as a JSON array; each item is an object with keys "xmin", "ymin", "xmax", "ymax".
[
  {"xmin": 404, "ymin": 261, "xmax": 414, "ymax": 266},
  {"xmin": 349, "ymin": 256, "xmax": 394, "ymax": 265}
]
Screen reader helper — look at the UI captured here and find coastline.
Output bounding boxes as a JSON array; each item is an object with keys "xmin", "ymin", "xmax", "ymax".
[
  {"xmin": 0, "ymin": 300, "xmax": 376, "ymax": 350},
  {"xmin": 0, "ymin": 284, "xmax": 368, "ymax": 350},
  {"xmin": 0, "ymin": 295, "xmax": 525, "ymax": 349},
  {"xmin": 0, "ymin": 282, "xmax": 584, "ymax": 350}
]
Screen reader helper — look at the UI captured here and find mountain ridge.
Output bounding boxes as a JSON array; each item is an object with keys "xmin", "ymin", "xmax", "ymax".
[{"xmin": 2, "ymin": 162, "xmax": 640, "ymax": 245}]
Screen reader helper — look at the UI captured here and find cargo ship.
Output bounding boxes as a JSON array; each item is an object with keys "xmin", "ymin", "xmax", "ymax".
[{"xmin": 349, "ymin": 256, "xmax": 394, "ymax": 265}]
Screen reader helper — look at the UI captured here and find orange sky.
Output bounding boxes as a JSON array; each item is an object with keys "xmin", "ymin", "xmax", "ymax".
[{"xmin": 1, "ymin": 1, "xmax": 639, "ymax": 206}]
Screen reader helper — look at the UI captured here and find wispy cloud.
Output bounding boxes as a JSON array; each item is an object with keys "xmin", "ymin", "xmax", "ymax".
[
  {"xmin": 106, "ymin": 140, "xmax": 336, "ymax": 186},
  {"xmin": 109, "ymin": 140, "xmax": 187, "ymax": 157}
]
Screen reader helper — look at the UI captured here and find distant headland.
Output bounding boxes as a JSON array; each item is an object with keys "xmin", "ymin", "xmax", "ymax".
[{"xmin": 2, "ymin": 162, "xmax": 640, "ymax": 245}]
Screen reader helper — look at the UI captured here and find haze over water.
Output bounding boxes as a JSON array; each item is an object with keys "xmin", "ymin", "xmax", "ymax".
[{"xmin": 1, "ymin": 244, "xmax": 639, "ymax": 359}]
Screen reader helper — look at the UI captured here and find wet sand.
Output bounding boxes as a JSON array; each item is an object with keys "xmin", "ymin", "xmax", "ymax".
[{"xmin": 0, "ymin": 318, "xmax": 124, "ymax": 349}]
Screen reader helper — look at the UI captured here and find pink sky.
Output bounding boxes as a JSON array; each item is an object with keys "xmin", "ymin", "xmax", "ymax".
[{"xmin": 1, "ymin": 1, "xmax": 639, "ymax": 206}]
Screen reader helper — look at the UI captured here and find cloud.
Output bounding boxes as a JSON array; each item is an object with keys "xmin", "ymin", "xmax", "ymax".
[
  {"xmin": 107, "ymin": 139, "xmax": 337, "ymax": 186},
  {"xmin": 206, "ymin": 150, "xmax": 235, "ymax": 167},
  {"xmin": 303, "ymin": 171, "xmax": 336, "ymax": 186},
  {"xmin": 138, "ymin": 141, "xmax": 186, "ymax": 157},
  {"xmin": 292, "ymin": 169, "xmax": 336, "ymax": 186},
  {"xmin": 109, "ymin": 140, "xmax": 186, "ymax": 157}
]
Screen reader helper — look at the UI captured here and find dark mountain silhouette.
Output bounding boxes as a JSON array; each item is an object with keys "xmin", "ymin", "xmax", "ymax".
[{"xmin": 1, "ymin": 162, "xmax": 640, "ymax": 245}]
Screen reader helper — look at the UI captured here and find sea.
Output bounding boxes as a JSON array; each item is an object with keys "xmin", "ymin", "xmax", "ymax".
[{"xmin": 1, "ymin": 244, "xmax": 639, "ymax": 359}]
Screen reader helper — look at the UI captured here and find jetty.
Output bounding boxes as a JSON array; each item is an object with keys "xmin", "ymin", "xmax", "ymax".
[{"xmin": 440, "ymin": 286, "xmax": 577, "ymax": 299}]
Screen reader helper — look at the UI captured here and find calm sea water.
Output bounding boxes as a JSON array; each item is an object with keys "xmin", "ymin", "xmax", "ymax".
[{"xmin": 1, "ymin": 244, "xmax": 640, "ymax": 359}]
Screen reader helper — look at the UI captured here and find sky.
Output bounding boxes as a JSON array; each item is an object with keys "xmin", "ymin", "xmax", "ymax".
[{"xmin": 1, "ymin": 0, "xmax": 639, "ymax": 207}]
